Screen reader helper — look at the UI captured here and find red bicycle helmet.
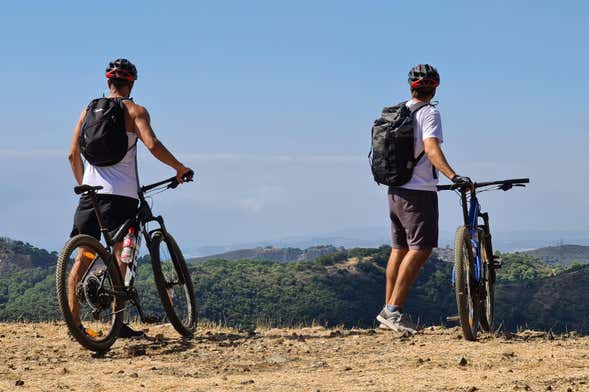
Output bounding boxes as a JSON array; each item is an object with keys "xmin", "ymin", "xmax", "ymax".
[
  {"xmin": 408, "ymin": 64, "xmax": 440, "ymax": 89},
  {"xmin": 105, "ymin": 58, "xmax": 137, "ymax": 81}
]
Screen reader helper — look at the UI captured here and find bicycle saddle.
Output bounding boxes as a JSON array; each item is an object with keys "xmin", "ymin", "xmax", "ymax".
[{"xmin": 74, "ymin": 185, "xmax": 104, "ymax": 195}]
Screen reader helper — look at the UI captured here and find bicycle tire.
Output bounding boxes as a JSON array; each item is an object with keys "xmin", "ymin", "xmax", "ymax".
[
  {"xmin": 150, "ymin": 230, "xmax": 197, "ymax": 337},
  {"xmin": 454, "ymin": 226, "xmax": 479, "ymax": 341},
  {"xmin": 56, "ymin": 235, "xmax": 123, "ymax": 352},
  {"xmin": 478, "ymin": 229, "xmax": 495, "ymax": 332}
]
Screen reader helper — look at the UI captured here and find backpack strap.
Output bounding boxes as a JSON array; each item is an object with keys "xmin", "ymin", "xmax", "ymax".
[
  {"xmin": 112, "ymin": 97, "xmax": 138, "ymax": 152},
  {"xmin": 410, "ymin": 103, "xmax": 438, "ymax": 180},
  {"xmin": 409, "ymin": 101, "xmax": 429, "ymax": 115},
  {"xmin": 410, "ymin": 102, "xmax": 431, "ymax": 166}
]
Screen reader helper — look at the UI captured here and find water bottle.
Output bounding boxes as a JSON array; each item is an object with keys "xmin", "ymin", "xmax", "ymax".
[
  {"xmin": 123, "ymin": 229, "xmax": 141, "ymax": 287},
  {"xmin": 121, "ymin": 227, "xmax": 135, "ymax": 264}
]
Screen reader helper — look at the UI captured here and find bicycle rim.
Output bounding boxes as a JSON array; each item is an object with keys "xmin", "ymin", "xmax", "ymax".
[{"xmin": 56, "ymin": 235, "xmax": 123, "ymax": 351}]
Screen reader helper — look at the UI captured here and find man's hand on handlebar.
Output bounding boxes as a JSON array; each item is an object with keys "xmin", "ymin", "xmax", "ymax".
[
  {"xmin": 451, "ymin": 174, "xmax": 473, "ymax": 188},
  {"xmin": 176, "ymin": 166, "xmax": 194, "ymax": 184}
]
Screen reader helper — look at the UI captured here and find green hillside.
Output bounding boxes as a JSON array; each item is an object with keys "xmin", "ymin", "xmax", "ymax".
[
  {"xmin": 0, "ymin": 238, "xmax": 56, "ymax": 272},
  {"xmin": 496, "ymin": 252, "xmax": 558, "ymax": 281},
  {"xmin": 496, "ymin": 264, "xmax": 589, "ymax": 332},
  {"xmin": 0, "ymin": 238, "xmax": 587, "ymax": 333}
]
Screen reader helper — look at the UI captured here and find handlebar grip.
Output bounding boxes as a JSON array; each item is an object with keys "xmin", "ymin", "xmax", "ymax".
[
  {"xmin": 509, "ymin": 178, "xmax": 530, "ymax": 184},
  {"xmin": 182, "ymin": 170, "xmax": 194, "ymax": 182},
  {"xmin": 437, "ymin": 184, "xmax": 457, "ymax": 191},
  {"xmin": 167, "ymin": 170, "xmax": 195, "ymax": 189}
]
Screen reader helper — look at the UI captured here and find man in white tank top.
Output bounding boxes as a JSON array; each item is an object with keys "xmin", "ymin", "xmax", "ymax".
[{"xmin": 67, "ymin": 59, "xmax": 193, "ymax": 338}]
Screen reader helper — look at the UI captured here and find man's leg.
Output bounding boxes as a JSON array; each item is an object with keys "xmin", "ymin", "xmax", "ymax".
[
  {"xmin": 378, "ymin": 189, "xmax": 438, "ymax": 333},
  {"xmin": 377, "ymin": 248, "xmax": 432, "ymax": 333},
  {"xmin": 113, "ymin": 238, "xmax": 144, "ymax": 338},
  {"xmin": 113, "ymin": 241, "xmax": 126, "ymax": 280},
  {"xmin": 388, "ymin": 248, "xmax": 432, "ymax": 308},
  {"xmin": 67, "ymin": 247, "xmax": 93, "ymax": 327},
  {"xmin": 385, "ymin": 248, "xmax": 408, "ymax": 305},
  {"xmin": 385, "ymin": 191, "xmax": 409, "ymax": 306}
]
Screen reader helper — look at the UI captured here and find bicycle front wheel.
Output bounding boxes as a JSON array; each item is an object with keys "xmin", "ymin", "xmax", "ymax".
[
  {"xmin": 454, "ymin": 226, "xmax": 479, "ymax": 341},
  {"xmin": 56, "ymin": 235, "xmax": 124, "ymax": 352},
  {"xmin": 478, "ymin": 229, "xmax": 495, "ymax": 332},
  {"xmin": 150, "ymin": 230, "xmax": 197, "ymax": 337}
]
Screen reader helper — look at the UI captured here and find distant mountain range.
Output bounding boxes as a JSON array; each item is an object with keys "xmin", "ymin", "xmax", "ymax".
[
  {"xmin": 182, "ymin": 227, "xmax": 589, "ymax": 257},
  {"xmin": 188, "ymin": 245, "xmax": 346, "ymax": 263},
  {"xmin": 189, "ymin": 244, "xmax": 456, "ymax": 264},
  {"xmin": 191, "ymin": 243, "xmax": 589, "ymax": 268},
  {"xmin": 523, "ymin": 245, "xmax": 589, "ymax": 266}
]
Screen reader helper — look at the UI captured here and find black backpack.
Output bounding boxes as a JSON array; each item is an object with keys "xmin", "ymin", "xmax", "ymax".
[
  {"xmin": 369, "ymin": 101, "xmax": 429, "ymax": 186},
  {"xmin": 78, "ymin": 98, "xmax": 130, "ymax": 167}
]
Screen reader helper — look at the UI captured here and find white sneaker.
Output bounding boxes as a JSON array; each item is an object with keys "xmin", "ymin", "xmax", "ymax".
[{"xmin": 376, "ymin": 307, "xmax": 416, "ymax": 334}]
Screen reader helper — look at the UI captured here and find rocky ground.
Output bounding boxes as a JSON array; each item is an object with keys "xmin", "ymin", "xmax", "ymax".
[{"xmin": 0, "ymin": 322, "xmax": 587, "ymax": 391}]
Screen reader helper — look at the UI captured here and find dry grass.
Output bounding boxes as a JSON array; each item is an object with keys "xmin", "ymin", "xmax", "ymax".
[{"xmin": 0, "ymin": 322, "xmax": 588, "ymax": 391}]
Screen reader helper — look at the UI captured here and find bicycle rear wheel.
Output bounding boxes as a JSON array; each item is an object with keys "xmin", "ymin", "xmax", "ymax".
[
  {"xmin": 56, "ymin": 235, "xmax": 124, "ymax": 352},
  {"xmin": 150, "ymin": 230, "xmax": 197, "ymax": 337},
  {"xmin": 478, "ymin": 229, "xmax": 495, "ymax": 332},
  {"xmin": 454, "ymin": 226, "xmax": 479, "ymax": 341}
]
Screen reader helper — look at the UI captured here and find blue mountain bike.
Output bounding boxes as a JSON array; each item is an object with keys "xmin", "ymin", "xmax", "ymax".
[{"xmin": 438, "ymin": 178, "xmax": 529, "ymax": 341}]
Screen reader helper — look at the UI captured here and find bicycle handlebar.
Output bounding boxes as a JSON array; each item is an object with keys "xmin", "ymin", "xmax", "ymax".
[
  {"xmin": 437, "ymin": 178, "xmax": 529, "ymax": 191},
  {"xmin": 73, "ymin": 171, "xmax": 195, "ymax": 196},
  {"xmin": 140, "ymin": 170, "xmax": 195, "ymax": 193}
]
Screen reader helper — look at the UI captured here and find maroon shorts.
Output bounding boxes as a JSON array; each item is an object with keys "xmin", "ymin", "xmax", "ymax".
[{"xmin": 388, "ymin": 188, "xmax": 438, "ymax": 250}]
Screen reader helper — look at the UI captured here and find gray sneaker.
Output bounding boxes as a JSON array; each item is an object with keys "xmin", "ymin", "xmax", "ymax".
[{"xmin": 376, "ymin": 307, "xmax": 416, "ymax": 334}]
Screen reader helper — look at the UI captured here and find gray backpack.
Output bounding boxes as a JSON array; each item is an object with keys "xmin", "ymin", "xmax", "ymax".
[{"xmin": 369, "ymin": 101, "xmax": 428, "ymax": 186}]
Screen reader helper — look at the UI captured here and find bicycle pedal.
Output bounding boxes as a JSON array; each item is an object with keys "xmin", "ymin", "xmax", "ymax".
[
  {"xmin": 143, "ymin": 314, "xmax": 163, "ymax": 324},
  {"xmin": 446, "ymin": 315, "xmax": 460, "ymax": 323}
]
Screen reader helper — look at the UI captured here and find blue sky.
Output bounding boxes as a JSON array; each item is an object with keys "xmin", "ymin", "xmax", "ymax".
[{"xmin": 1, "ymin": 1, "xmax": 588, "ymax": 252}]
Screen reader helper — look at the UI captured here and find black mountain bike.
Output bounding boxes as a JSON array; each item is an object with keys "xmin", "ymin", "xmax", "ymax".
[
  {"xmin": 438, "ymin": 178, "xmax": 529, "ymax": 341},
  {"xmin": 56, "ymin": 173, "xmax": 197, "ymax": 352}
]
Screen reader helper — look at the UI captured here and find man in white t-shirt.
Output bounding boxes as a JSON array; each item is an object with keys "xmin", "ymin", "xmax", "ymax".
[{"xmin": 376, "ymin": 64, "xmax": 472, "ymax": 333}]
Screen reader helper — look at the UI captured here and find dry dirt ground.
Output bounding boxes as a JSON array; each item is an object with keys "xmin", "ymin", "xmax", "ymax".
[{"xmin": 0, "ymin": 322, "xmax": 588, "ymax": 392}]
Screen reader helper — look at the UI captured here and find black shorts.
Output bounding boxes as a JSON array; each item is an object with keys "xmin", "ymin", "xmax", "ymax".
[
  {"xmin": 388, "ymin": 188, "xmax": 438, "ymax": 250},
  {"xmin": 70, "ymin": 194, "xmax": 138, "ymax": 241}
]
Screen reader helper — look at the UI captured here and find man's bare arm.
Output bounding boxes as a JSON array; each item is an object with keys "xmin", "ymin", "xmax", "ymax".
[
  {"xmin": 68, "ymin": 110, "xmax": 86, "ymax": 185},
  {"xmin": 133, "ymin": 106, "xmax": 192, "ymax": 182},
  {"xmin": 423, "ymin": 137, "xmax": 457, "ymax": 180}
]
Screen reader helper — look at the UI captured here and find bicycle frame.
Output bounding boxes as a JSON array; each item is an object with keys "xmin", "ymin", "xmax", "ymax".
[
  {"xmin": 451, "ymin": 187, "xmax": 487, "ymax": 286},
  {"xmin": 78, "ymin": 177, "xmax": 179, "ymax": 322}
]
